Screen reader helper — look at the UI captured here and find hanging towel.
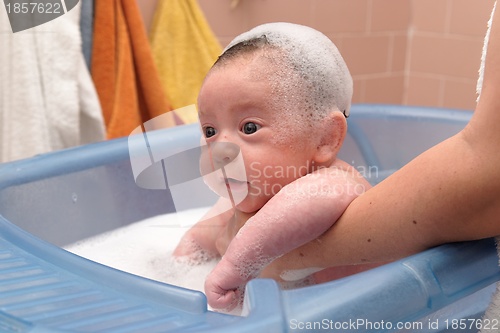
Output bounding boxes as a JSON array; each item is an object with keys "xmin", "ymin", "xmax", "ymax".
[
  {"xmin": 150, "ymin": 0, "xmax": 222, "ymax": 124},
  {"xmin": 0, "ymin": 1, "xmax": 105, "ymax": 163},
  {"xmin": 91, "ymin": 0, "xmax": 176, "ymax": 140},
  {"xmin": 80, "ymin": 0, "xmax": 95, "ymax": 69},
  {"xmin": 477, "ymin": 3, "xmax": 500, "ymax": 333}
]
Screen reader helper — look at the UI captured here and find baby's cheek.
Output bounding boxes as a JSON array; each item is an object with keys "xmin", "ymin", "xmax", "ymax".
[{"xmin": 268, "ymin": 122, "xmax": 311, "ymax": 152}]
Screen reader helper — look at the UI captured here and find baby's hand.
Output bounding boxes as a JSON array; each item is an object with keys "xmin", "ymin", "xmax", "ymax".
[
  {"xmin": 204, "ymin": 256, "xmax": 256, "ymax": 311},
  {"xmin": 172, "ymin": 237, "xmax": 197, "ymax": 258}
]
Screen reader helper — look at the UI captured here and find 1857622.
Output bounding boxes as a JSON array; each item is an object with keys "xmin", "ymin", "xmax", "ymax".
[
  {"xmin": 442, "ymin": 318, "xmax": 499, "ymax": 331},
  {"xmin": 5, "ymin": 2, "xmax": 62, "ymax": 14}
]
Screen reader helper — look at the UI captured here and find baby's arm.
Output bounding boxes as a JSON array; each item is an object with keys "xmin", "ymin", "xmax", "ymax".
[
  {"xmin": 205, "ymin": 166, "xmax": 371, "ymax": 310},
  {"xmin": 173, "ymin": 198, "xmax": 235, "ymax": 261}
]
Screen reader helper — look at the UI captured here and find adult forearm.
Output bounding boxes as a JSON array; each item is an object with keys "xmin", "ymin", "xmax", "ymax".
[{"xmin": 274, "ymin": 132, "xmax": 500, "ymax": 271}]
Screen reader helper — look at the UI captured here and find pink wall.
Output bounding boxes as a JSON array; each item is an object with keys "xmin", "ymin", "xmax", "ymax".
[
  {"xmin": 406, "ymin": 0, "xmax": 494, "ymax": 109},
  {"xmin": 138, "ymin": 0, "xmax": 495, "ymax": 111}
]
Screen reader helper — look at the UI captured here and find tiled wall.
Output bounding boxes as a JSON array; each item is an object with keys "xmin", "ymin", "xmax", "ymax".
[
  {"xmin": 407, "ymin": 0, "xmax": 495, "ymax": 109},
  {"xmin": 139, "ymin": 0, "xmax": 495, "ymax": 111}
]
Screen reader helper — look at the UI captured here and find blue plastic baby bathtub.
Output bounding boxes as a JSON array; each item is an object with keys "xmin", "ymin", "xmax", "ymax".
[{"xmin": 0, "ymin": 104, "xmax": 499, "ymax": 333}]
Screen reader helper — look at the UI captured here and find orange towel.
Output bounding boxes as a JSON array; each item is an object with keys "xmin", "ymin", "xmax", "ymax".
[{"xmin": 91, "ymin": 0, "xmax": 175, "ymax": 139}]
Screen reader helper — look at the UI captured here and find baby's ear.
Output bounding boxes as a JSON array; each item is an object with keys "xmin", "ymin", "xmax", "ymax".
[{"xmin": 313, "ymin": 111, "xmax": 347, "ymax": 164}]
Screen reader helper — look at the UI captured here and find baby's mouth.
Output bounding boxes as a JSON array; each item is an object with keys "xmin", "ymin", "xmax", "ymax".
[
  {"xmin": 224, "ymin": 177, "xmax": 246, "ymax": 185},
  {"xmin": 223, "ymin": 177, "xmax": 248, "ymax": 192}
]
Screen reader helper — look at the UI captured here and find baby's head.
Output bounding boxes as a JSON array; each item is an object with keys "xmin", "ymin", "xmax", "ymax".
[
  {"xmin": 214, "ymin": 22, "xmax": 352, "ymax": 121},
  {"xmin": 198, "ymin": 23, "xmax": 353, "ymax": 213}
]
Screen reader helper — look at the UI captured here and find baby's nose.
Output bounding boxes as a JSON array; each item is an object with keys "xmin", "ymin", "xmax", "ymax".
[{"xmin": 210, "ymin": 142, "xmax": 240, "ymax": 168}]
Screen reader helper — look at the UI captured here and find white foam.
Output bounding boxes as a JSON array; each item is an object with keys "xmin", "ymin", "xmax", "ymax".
[
  {"xmin": 224, "ymin": 22, "xmax": 352, "ymax": 117},
  {"xmin": 280, "ymin": 267, "xmax": 323, "ymax": 282},
  {"xmin": 64, "ymin": 207, "xmax": 217, "ymax": 294}
]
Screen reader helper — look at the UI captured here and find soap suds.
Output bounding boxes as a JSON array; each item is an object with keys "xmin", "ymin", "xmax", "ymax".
[
  {"xmin": 65, "ymin": 207, "xmax": 217, "ymax": 294},
  {"xmin": 224, "ymin": 22, "xmax": 352, "ymax": 118},
  {"xmin": 280, "ymin": 267, "xmax": 323, "ymax": 282}
]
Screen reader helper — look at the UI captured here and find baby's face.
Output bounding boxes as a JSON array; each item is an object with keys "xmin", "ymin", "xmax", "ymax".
[{"xmin": 197, "ymin": 55, "xmax": 321, "ymax": 214}]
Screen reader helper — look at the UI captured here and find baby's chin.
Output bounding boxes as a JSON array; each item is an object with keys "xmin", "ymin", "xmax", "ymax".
[{"xmin": 234, "ymin": 195, "xmax": 268, "ymax": 214}]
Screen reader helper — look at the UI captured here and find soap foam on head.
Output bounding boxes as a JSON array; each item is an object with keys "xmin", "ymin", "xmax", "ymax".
[{"xmin": 223, "ymin": 22, "xmax": 352, "ymax": 118}]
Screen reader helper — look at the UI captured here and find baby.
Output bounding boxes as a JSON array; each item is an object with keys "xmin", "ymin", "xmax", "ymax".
[{"xmin": 173, "ymin": 22, "xmax": 375, "ymax": 311}]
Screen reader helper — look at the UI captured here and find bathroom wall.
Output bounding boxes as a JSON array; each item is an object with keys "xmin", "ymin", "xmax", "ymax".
[
  {"xmin": 138, "ymin": 0, "xmax": 495, "ymax": 111},
  {"xmin": 407, "ymin": 0, "xmax": 494, "ymax": 109}
]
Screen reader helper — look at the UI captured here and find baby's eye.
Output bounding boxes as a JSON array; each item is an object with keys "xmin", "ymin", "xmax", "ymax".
[
  {"xmin": 204, "ymin": 126, "xmax": 217, "ymax": 138},
  {"xmin": 242, "ymin": 122, "xmax": 260, "ymax": 135}
]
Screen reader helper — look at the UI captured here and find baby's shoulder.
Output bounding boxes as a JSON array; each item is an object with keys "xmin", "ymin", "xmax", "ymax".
[
  {"xmin": 323, "ymin": 159, "xmax": 360, "ymax": 177},
  {"xmin": 317, "ymin": 159, "xmax": 371, "ymax": 187}
]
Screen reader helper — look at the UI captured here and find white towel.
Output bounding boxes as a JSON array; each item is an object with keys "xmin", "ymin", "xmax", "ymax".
[
  {"xmin": 478, "ymin": 2, "xmax": 500, "ymax": 332},
  {"xmin": 477, "ymin": 1, "xmax": 497, "ymax": 100},
  {"xmin": 0, "ymin": 2, "xmax": 105, "ymax": 163}
]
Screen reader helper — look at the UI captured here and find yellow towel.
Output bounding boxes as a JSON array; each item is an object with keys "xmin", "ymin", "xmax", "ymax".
[{"xmin": 150, "ymin": 0, "xmax": 222, "ymax": 124}]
